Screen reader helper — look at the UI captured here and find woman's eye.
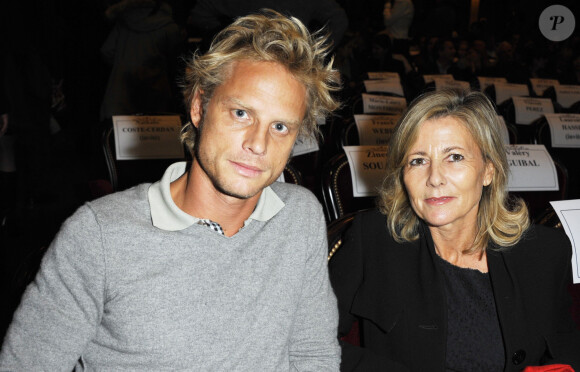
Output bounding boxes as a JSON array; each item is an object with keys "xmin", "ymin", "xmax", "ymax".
[
  {"xmin": 409, "ymin": 158, "xmax": 424, "ymax": 166},
  {"xmin": 449, "ymin": 154, "xmax": 464, "ymax": 162},
  {"xmin": 233, "ymin": 109, "xmax": 248, "ymax": 119},
  {"xmin": 272, "ymin": 122, "xmax": 288, "ymax": 134}
]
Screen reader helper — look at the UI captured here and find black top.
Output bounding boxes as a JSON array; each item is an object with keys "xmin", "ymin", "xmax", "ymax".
[
  {"xmin": 329, "ymin": 208, "xmax": 580, "ymax": 371},
  {"xmin": 436, "ymin": 254, "xmax": 505, "ymax": 371}
]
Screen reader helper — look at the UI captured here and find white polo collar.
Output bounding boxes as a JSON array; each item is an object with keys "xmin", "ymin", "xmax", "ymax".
[{"xmin": 148, "ymin": 162, "xmax": 285, "ymax": 231}]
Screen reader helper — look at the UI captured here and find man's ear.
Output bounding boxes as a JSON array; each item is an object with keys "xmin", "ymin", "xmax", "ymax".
[{"xmin": 190, "ymin": 90, "xmax": 203, "ymax": 129}]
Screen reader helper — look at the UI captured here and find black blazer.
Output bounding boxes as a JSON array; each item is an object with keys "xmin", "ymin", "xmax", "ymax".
[{"xmin": 329, "ymin": 208, "xmax": 580, "ymax": 372}]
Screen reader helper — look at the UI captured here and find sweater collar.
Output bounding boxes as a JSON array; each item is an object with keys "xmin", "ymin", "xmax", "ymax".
[{"xmin": 147, "ymin": 162, "xmax": 285, "ymax": 231}]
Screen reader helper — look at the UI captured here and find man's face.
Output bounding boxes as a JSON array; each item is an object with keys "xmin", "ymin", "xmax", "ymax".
[{"xmin": 191, "ymin": 60, "xmax": 306, "ymax": 199}]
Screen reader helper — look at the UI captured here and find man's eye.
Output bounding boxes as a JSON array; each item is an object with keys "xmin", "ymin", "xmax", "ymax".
[
  {"xmin": 272, "ymin": 122, "xmax": 288, "ymax": 134},
  {"xmin": 233, "ymin": 109, "xmax": 248, "ymax": 119}
]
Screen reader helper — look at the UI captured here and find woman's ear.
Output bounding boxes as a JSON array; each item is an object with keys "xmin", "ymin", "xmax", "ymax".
[{"xmin": 483, "ymin": 161, "xmax": 494, "ymax": 186}]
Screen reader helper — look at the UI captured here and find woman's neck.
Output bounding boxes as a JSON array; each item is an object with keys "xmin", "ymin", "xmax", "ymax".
[{"xmin": 429, "ymin": 226, "xmax": 488, "ymax": 273}]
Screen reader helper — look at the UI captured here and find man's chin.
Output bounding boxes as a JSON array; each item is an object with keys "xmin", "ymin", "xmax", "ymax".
[{"xmin": 213, "ymin": 182, "xmax": 265, "ymax": 200}]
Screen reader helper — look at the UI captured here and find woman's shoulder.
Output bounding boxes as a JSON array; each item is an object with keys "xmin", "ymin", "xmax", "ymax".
[
  {"xmin": 520, "ymin": 224, "xmax": 570, "ymax": 249},
  {"xmin": 353, "ymin": 207, "xmax": 387, "ymax": 225},
  {"xmin": 504, "ymin": 224, "xmax": 572, "ymax": 264},
  {"xmin": 346, "ymin": 207, "xmax": 418, "ymax": 254}
]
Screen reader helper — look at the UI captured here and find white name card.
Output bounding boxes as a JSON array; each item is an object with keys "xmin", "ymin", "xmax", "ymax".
[
  {"xmin": 363, "ymin": 79, "xmax": 404, "ymax": 96},
  {"xmin": 529, "ymin": 78, "xmax": 559, "ymax": 96},
  {"xmin": 113, "ymin": 115, "xmax": 184, "ymax": 160},
  {"xmin": 291, "ymin": 135, "xmax": 319, "ymax": 157},
  {"xmin": 506, "ymin": 144, "xmax": 558, "ymax": 191},
  {"xmin": 477, "ymin": 76, "xmax": 507, "ymax": 91},
  {"xmin": 362, "ymin": 93, "xmax": 407, "ymax": 115},
  {"xmin": 512, "ymin": 97, "xmax": 554, "ymax": 125},
  {"xmin": 554, "ymin": 85, "xmax": 580, "ymax": 108},
  {"xmin": 367, "ymin": 71, "xmax": 400, "ymax": 81},
  {"xmin": 544, "ymin": 113, "xmax": 580, "ymax": 148},
  {"xmin": 434, "ymin": 79, "xmax": 470, "ymax": 91},
  {"xmin": 343, "ymin": 145, "xmax": 388, "ymax": 197},
  {"xmin": 422, "ymin": 74, "xmax": 454, "ymax": 84},
  {"xmin": 497, "ymin": 115, "xmax": 510, "ymax": 145},
  {"xmin": 549, "ymin": 199, "xmax": 580, "ymax": 284},
  {"xmin": 354, "ymin": 114, "xmax": 400, "ymax": 146},
  {"xmin": 494, "ymin": 82, "xmax": 529, "ymax": 104}
]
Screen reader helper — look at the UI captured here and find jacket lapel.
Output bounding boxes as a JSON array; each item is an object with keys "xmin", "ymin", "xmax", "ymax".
[
  {"xmin": 417, "ymin": 224, "xmax": 448, "ymax": 371},
  {"xmin": 488, "ymin": 248, "xmax": 537, "ymax": 371}
]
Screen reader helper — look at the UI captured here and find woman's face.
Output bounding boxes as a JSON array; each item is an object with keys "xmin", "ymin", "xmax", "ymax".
[{"xmin": 403, "ymin": 116, "xmax": 494, "ymax": 233}]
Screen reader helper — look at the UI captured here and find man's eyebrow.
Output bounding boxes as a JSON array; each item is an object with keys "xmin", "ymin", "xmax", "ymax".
[
  {"xmin": 220, "ymin": 96, "xmax": 250, "ymax": 110},
  {"xmin": 221, "ymin": 96, "xmax": 302, "ymax": 128}
]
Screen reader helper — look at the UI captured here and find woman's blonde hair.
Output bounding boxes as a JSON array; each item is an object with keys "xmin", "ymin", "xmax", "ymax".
[
  {"xmin": 180, "ymin": 9, "xmax": 341, "ymax": 152},
  {"xmin": 378, "ymin": 89, "xmax": 529, "ymax": 253}
]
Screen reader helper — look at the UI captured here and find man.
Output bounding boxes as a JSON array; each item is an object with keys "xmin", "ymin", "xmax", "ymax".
[{"xmin": 0, "ymin": 10, "xmax": 342, "ymax": 370}]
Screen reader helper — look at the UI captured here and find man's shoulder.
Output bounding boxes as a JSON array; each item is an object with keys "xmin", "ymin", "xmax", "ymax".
[
  {"xmin": 72, "ymin": 183, "xmax": 151, "ymax": 227},
  {"xmin": 270, "ymin": 182, "xmax": 321, "ymax": 208},
  {"xmin": 88, "ymin": 183, "xmax": 149, "ymax": 210}
]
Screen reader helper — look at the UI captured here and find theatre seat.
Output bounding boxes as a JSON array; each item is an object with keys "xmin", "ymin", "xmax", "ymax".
[
  {"xmin": 320, "ymin": 153, "xmax": 377, "ymax": 222},
  {"xmin": 327, "ymin": 211, "xmax": 362, "ymax": 346},
  {"xmin": 509, "ymin": 159, "xmax": 568, "ymax": 221},
  {"xmin": 102, "ymin": 116, "xmax": 189, "ymax": 191}
]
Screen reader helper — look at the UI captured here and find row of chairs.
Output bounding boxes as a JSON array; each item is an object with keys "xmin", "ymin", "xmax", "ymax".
[{"xmin": 100, "ymin": 108, "xmax": 576, "ymax": 223}]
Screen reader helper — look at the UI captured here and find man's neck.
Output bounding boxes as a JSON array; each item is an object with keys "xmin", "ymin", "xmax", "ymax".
[{"xmin": 170, "ymin": 160, "xmax": 261, "ymax": 237}]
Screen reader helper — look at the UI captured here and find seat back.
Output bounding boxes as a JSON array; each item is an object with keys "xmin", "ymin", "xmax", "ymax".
[
  {"xmin": 102, "ymin": 117, "xmax": 189, "ymax": 191},
  {"xmin": 509, "ymin": 158, "xmax": 568, "ymax": 221},
  {"xmin": 320, "ymin": 153, "xmax": 376, "ymax": 222},
  {"xmin": 281, "ymin": 162, "xmax": 303, "ymax": 185},
  {"xmin": 536, "ymin": 117, "xmax": 580, "ymax": 199},
  {"xmin": 497, "ymin": 98, "xmax": 537, "ymax": 144},
  {"xmin": 327, "ymin": 211, "xmax": 361, "ymax": 346},
  {"xmin": 341, "ymin": 120, "xmax": 360, "ymax": 147},
  {"xmin": 536, "ymin": 209, "xmax": 580, "ymax": 330}
]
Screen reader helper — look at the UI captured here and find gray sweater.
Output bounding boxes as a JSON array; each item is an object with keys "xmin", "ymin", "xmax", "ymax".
[{"xmin": 0, "ymin": 181, "xmax": 340, "ymax": 371}]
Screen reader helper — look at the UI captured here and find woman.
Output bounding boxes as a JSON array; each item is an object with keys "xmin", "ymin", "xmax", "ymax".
[{"xmin": 330, "ymin": 89, "xmax": 580, "ymax": 371}]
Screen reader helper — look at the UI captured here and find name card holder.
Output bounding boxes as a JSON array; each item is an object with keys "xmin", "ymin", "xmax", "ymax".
[
  {"xmin": 477, "ymin": 76, "xmax": 507, "ymax": 92},
  {"xmin": 113, "ymin": 115, "xmax": 184, "ymax": 160},
  {"xmin": 529, "ymin": 78, "xmax": 559, "ymax": 96},
  {"xmin": 363, "ymin": 79, "xmax": 404, "ymax": 96},
  {"xmin": 549, "ymin": 199, "xmax": 580, "ymax": 283},
  {"xmin": 354, "ymin": 114, "xmax": 400, "ymax": 146},
  {"xmin": 367, "ymin": 71, "xmax": 401, "ymax": 81},
  {"xmin": 554, "ymin": 85, "xmax": 580, "ymax": 108},
  {"xmin": 544, "ymin": 113, "xmax": 580, "ymax": 148},
  {"xmin": 494, "ymin": 82, "xmax": 529, "ymax": 104},
  {"xmin": 422, "ymin": 74, "xmax": 454, "ymax": 84},
  {"xmin": 361, "ymin": 93, "xmax": 407, "ymax": 115},
  {"xmin": 291, "ymin": 135, "xmax": 319, "ymax": 157},
  {"xmin": 506, "ymin": 144, "xmax": 558, "ymax": 191},
  {"xmin": 434, "ymin": 79, "xmax": 470, "ymax": 91},
  {"xmin": 512, "ymin": 97, "xmax": 554, "ymax": 125},
  {"xmin": 343, "ymin": 145, "xmax": 389, "ymax": 197}
]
